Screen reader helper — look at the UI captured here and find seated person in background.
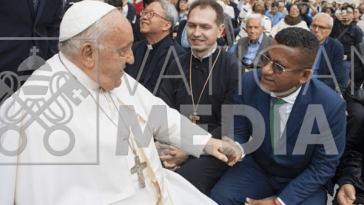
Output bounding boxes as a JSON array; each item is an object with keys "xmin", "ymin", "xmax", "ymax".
[
  {"xmin": 265, "ymin": 2, "xmax": 285, "ymax": 26},
  {"xmin": 124, "ymin": 0, "xmax": 185, "ymax": 95},
  {"xmin": 158, "ymin": 0, "xmax": 242, "ymax": 196},
  {"xmin": 237, "ymin": 0, "xmax": 272, "ymax": 40},
  {"xmin": 332, "ymin": 43, "xmax": 364, "ymax": 205},
  {"xmin": 234, "ymin": 14, "xmax": 272, "ymax": 71},
  {"xmin": 270, "ymin": 3, "xmax": 309, "ymax": 38},
  {"xmin": 330, "ymin": 5, "xmax": 363, "ymax": 93},
  {"xmin": 310, "ymin": 13, "xmax": 344, "ymax": 93},
  {"xmin": 210, "ymin": 28, "xmax": 346, "ymax": 205},
  {"xmin": 278, "ymin": 1, "xmax": 288, "ymax": 16}
]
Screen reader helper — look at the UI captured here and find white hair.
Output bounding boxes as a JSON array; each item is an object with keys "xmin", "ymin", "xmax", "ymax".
[
  {"xmin": 246, "ymin": 14, "xmax": 264, "ymax": 28},
  {"xmin": 313, "ymin": 12, "xmax": 334, "ymax": 29},
  {"xmin": 156, "ymin": 0, "xmax": 179, "ymax": 29},
  {"xmin": 58, "ymin": 14, "xmax": 111, "ymax": 58}
]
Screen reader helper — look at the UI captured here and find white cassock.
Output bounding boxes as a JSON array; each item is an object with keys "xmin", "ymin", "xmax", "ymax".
[{"xmin": 0, "ymin": 53, "xmax": 218, "ymax": 205}]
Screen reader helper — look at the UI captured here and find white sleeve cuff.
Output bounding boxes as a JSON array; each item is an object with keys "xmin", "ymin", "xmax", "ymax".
[
  {"xmin": 277, "ymin": 197, "xmax": 285, "ymax": 205},
  {"xmin": 235, "ymin": 141, "xmax": 246, "ymax": 160}
]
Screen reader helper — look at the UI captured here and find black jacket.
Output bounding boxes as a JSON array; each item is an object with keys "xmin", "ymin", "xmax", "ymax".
[{"xmin": 329, "ymin": 19, "xmax": 363, "ymax": 61}]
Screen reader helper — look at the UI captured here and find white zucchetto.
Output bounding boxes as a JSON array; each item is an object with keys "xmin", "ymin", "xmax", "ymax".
[{"xmin": 59, "ymin": 1, "xmax": 115, "ymax": 42}]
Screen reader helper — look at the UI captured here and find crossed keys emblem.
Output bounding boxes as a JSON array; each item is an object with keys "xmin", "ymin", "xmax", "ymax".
[{"xmin": 0, "ymin": 62, "xmax": 89, "ymax": 157}]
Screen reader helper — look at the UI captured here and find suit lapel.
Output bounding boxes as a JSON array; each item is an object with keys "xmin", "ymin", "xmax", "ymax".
[
  {"xmin": 34, "ymin": 0, "xmax": 46, "ymax": 24},
  {"xmin": 255, "ymin": 72, "xmax": 272, "ymax": 151},
  {"xmin": 27, "ymin": 0, "xmax": 35, "ymax": 20},
  {"xmin": 143, "ymin": 37, "xmax": 171, "ymax": 85},
  {"xmin": 284, "ymin": 83, "xmax": 312, "ymax": 139}
]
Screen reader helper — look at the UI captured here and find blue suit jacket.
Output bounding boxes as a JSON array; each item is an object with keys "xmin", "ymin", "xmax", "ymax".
[
  {"xmin": 316, "ymin": 37, "xmax": 344, "ymax": 92},
  {"xmin": 124, "ymin": 36, "xmax": 185, "ymax": 94},
  {"xmin": 233, "ymin": 71, "xmax": 346, "ymax": 204},
  {"xmin": 0, "ymin": 0, "xmax": 63, "ymax": 76}
]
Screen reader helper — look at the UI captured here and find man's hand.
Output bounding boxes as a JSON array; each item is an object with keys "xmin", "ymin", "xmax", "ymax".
[
  {"xmin": 337, "ymin": 184, "xmax": 356, "ymax": 205},
  {"xmin": 219, "ymin": 136, "xmax": 242, "ymax": 166},
  {"xmin": 246, "ymin": 196, "xmax": 280, "ymax": 205},
  {"xmin": 155, "ymin": 142, "xmax": 188, "ymax": 171},
  {"xmin": 204, "ymin": 138, "xmax": 228, "ymax": 163}
]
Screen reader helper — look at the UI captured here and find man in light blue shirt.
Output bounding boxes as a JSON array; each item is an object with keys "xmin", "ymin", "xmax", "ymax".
[
  {"xmin": 234, "ymin": 14, "xmax": 272, "ymax": 71},
  {"xmin": 265, "ymin": 2, "xmax": 285, "ymax": 26}
]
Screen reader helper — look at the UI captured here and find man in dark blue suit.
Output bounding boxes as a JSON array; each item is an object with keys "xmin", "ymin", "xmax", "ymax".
[
  {"xmin": 311, "ymin": 13, "xmax": 344, "ymax": 94},
  {"xmin": 124, "ymin": 0, "xmax": 185, "ymax": 95},
  {"xmin": 210, "ymin": 28, "xmax": 346, "ymax": 205},
  {"xmin": 0, "ymin": 0, "xmax": 63, "ymax": 103}
]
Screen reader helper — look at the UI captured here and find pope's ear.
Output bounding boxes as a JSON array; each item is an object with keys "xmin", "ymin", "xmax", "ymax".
[{"xmin": 80, "ymin": 42, "xmax": 96, "ymax": 69}]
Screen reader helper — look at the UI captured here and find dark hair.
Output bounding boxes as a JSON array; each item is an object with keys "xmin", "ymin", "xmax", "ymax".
[
  {"xmin": 108, "ymin": 0, "xmax": 123, "ymax": 7},
  {"xmin": 143, "ymin": 0, "xmax": 155, "ymax": 9},
  {"xmin": 271, "ymin": 2, "xmax": 279, "ymax": 8},
  {"xmin": 188, "ymin": 0, "xmax": 224, "ymax": 25},
  {"xmin": 176, "ymin": 0, "xmax": 187, "ymax": 13},
  {"xmin": 325, "ymin": 7, "xmax": 335, "ymax": 15},
  {"xmin": 275, "ymin": 27, "xmax": 319, "ymax": 68},
  {"xmin": 342, "ymin": 5, "xmax": 354, "ymax": 12}
]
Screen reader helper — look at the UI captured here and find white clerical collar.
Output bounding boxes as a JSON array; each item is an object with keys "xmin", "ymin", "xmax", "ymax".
[
  {"xmin": 59, "ymin": 52, "xmax": 99, "ymax": 90},
  {"xmin": 270, "ymin": 86, "xmax": 301, "ymax": 105},
  {"xmin": 147, "ymin": 44, "xmax": 153, "ymax": 50},
  {"xmin": 191, "ymin": 43, "xmax": 217, "ymax": 61}
]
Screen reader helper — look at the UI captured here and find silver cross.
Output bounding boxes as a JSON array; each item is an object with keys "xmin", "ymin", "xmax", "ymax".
[{"xmin": 130, "ymin": 156, "xmax": 147, "ymax": 188}]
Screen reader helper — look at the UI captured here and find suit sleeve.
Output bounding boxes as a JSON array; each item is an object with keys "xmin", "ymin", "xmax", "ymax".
[
  {"xmin": 230, "ymin": 73, "xmax": 252, "ymax": 144},
  {"xmin": 278, "ymin": 100, "xmax": 346, "ymax": 204},
  {"xmin": 46, "ymin": 0, "xmax": 63, "ymax": 59}
]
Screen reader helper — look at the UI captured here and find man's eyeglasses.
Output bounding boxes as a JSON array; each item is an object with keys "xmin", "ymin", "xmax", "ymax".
[
  {"xmin": 141, "ymin": 10, "xmax": 170, "ymax": 22},
  {"xmin": 259, "ymin": 53, "xmax": 307, "ymax": 74},
  {"xmin": 311, "ymin": 24, "xmax": 330, "ymax": 30}
]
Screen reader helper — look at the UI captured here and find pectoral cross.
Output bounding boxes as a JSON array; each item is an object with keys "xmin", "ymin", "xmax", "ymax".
[
  {"xmin": 190, "ymin": 111, "xmax": 200, "ymax": 124},
  {"xmin": 130, "ymin": 156, "xmax": 147, "ymax": 188}
]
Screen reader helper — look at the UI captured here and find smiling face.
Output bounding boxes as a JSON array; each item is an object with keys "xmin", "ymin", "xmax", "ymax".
[
  {"xmin": 140, "ymin": 2, "xmax": 171, "ymax": 34},
  {"xmin": 246, "ymin": 17, "xmax": 264, "ymax": 44},
  {"xmin": 260, "ymin": 40, "xmax": 310, "ymax": 96},
  {"xmin": 187, "ymin": 5, "xmax": 224, "ymax": 58}
]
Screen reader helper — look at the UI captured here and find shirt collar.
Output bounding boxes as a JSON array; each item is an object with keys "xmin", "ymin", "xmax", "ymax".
[
  {"xmin": 321, "ymin": 37, "xmax": 329, "ymax": 46},
  {"xmin": 270, "ymin": 86, "xmax": 302, "ymax": 105},
  {"xmin": 191, "ymin": 43, "xmax": 217, "ymax": 61},
  {"xmin": 248, "ymin": 33, "xmax": 264, "ymax": 46},
  {"xmin": 146, "ymin": 35, "xmax": 168, "ymax": 50},
  {"xmin": 59, "ymin": 52, "xmax": 99, "ymax": 90}
]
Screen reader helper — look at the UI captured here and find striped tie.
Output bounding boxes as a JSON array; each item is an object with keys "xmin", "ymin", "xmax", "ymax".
[{"xmin": 270, "ymin": 97, "xmax": 286, "ymax": 150}]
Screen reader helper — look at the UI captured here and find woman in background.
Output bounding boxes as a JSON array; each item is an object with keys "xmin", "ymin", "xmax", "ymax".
[{"xmin": 270, "ymin": 4, "xmax": 309, "ymax": 38}]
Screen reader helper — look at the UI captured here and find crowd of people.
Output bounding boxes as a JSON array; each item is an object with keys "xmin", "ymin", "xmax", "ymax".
[{"xmin": 0, "ymin": 0, "xmax": 364, "ymax": 204}]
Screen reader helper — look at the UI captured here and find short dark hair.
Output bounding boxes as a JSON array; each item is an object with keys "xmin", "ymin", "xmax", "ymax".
[
  {"xmin": 143, "ymin": 0, "xmax": 155, "ymax": 9},
  {"xmin": 342, "ymin": 5, "xmax": 354, "ymax": 12},
  {"xmin": 252, "ymin": 1, "xmax": 267, "ymax": 14},
  {"xmin": 275, "ymin": 27, "xmax": 319, "ymax": 68},
  {"xmin": 271, "ymin": 2, "xmax": 279, "ymax": 8},
  {"xmin": 108, "ymin": 0, "xmax": 123, "ymax": 7},
  {"xmin": 325, "ymin": 7, "xmax": 335, "ymax": 14},
  {"xmin": 188, "ymin": 0, "xmax": 224, "ymax": 25}
]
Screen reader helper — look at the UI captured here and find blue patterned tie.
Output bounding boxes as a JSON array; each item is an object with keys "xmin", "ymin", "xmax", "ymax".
[
  {"xmin": 270, "ymin": 97, "xmax": 286, "ymax": 150},
  {"xmin": 33, "ymin": 0, "xmax": 39, "ymax": 13}
]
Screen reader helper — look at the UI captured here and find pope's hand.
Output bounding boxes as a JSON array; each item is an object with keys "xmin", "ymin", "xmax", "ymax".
[
  {"xmin": 337, "ymin": 184, "xmax": 356, "ymax": 205},
  {"xmin": 155, "ymin": 142, "xmax": 188, "ymax": 171},
  {"xmin": 219, "ymin": 136, "xmax": 242, "ymax": 166}
]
